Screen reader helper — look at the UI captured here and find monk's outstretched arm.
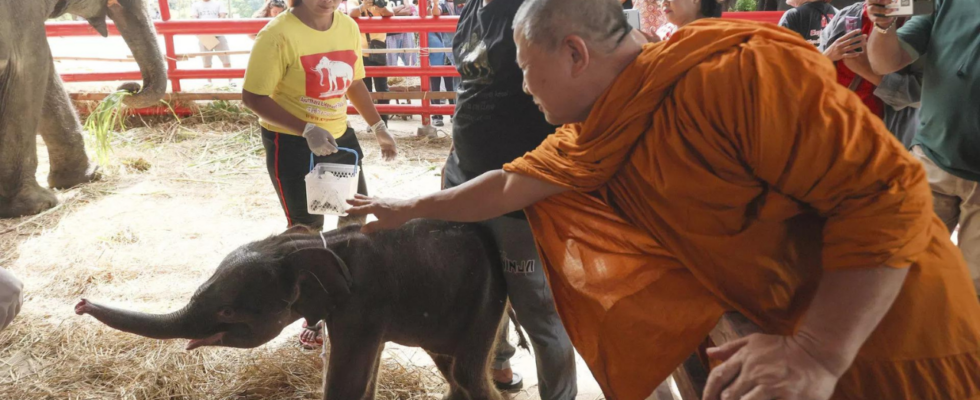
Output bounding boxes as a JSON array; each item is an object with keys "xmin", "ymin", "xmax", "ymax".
[{"xmin": 347, "ymin": 170, "xmax": 568, "ymax": 232}]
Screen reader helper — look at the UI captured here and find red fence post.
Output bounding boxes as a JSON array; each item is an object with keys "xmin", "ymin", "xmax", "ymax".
[
  {"xmin": 158, "ymin": 0, "xmax": 181, "ymax": 93},
  {"xmin": 418, "ymin": 0, "xmax": 432, "ymax": 127}
]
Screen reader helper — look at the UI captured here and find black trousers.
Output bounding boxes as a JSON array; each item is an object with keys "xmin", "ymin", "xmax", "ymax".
[
  {"xmin": 362, "ymin": 56, "xmax": 391, "ymax": 125},
  {"xmin": 261, "ymin": 127, "xmax": 367, "ymax": 230}
]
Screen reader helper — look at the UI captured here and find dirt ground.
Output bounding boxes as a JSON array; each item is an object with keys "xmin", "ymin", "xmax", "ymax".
[{"xmin": 0, "ymin": 106, "xmax": 614, "ymax": 399}]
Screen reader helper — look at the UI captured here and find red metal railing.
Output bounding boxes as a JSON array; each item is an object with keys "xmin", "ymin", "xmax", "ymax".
[{"xmin": 48, "ymin": 3, "xmax": 783, "ymax": 122}]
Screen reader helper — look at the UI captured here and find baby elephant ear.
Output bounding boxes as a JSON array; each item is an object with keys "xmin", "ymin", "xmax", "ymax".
[
  {"xmin": 285, "ymin": 248, "xmax": 353, "ymax": 309},
  {"xmin": 282, "ymin": 224, "xmax": 318, "ymax": 236}
]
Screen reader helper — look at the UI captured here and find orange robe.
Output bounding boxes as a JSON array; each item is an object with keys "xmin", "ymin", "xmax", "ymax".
[{"xmin": 504, "ymin": 19, "xmax": 980, "ymax": 400}]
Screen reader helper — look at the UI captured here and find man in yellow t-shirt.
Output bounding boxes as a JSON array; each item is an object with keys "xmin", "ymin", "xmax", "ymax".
[
  {"xmin": 348, "ymin": 0, "xmax": 394, "ymax": 125},
  {"xmin": 242, "ymin": 1, "xmax": 397, "ymax": 237}
]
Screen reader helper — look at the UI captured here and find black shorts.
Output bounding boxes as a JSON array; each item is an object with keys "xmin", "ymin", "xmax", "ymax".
[{"xmin": 261, "ymin": 126, "xmax": 367, "ymax": 229}]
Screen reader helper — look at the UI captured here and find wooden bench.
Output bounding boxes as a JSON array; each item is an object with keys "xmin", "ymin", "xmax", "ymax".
[{"xmin": 651, "ymin": 312, "xmax": 761, "ymax": 400}]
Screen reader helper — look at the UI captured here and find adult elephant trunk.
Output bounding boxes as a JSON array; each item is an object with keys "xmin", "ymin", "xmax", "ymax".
[
  {"xmin": 74, "ymin": 299, "xmax": 209, "ymax": 340},
  {"xmin": 106, "ymin": 0, "xmax": 168, "ymax": 109}
]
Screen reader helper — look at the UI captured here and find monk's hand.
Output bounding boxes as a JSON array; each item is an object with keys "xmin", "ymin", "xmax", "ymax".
[
  {"xmin": 824, "ymin": 30, "xmax": 865, "ymax": 62},
  {"xmin": 703, "ymin": 333, "xmax": 839, "ymax": 400},
  {"xmin": 346, "ymin": 194, "xmax": 416, "ymax": 234}
]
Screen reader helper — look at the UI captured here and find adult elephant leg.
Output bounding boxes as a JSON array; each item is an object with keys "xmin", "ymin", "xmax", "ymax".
[
  {"xmin": 41, "ymin": 64, "xmax": 99, "ymax": 190},
  {"xmin": 0, "ymin": 31, "xmax": 58, "ymax": 218}
]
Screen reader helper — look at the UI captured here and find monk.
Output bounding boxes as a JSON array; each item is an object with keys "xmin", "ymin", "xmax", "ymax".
[{"xmin": 348, "ymin": 0, "xmax": 980, "ymax": 398}]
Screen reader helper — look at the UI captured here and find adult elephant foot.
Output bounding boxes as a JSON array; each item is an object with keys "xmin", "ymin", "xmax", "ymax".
[
  {"xmin": 49, "ymin": 162, "xmax": 100, "ymax": 190},
  {"xmin": 0, "ymin": 183, "xmax": 58, "ymax": 218}
]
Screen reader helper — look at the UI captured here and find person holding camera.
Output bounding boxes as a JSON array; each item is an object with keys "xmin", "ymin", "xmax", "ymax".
[
  {"xmin": 866, "ymin": 0, "xmax": 980, "ymax": 299},
  {"xmin": 349, "ymin": 0, "xmax": 395, "ymax": 127},
  {"xmin": 819, "ymin": 2, "xmax": 921, "ymax": 147}
]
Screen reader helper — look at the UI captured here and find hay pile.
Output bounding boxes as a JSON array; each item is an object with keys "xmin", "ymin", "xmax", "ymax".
[
  {"xmin": 0, "ymin": 105, "xmax": 453, "ymax": 399},
  {"xmin": 0, "ymin": 317, "xmax": 446, "ymax": 399}
]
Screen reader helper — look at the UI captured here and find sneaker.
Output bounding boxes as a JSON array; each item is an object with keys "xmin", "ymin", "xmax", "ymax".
[
  {"xmin": 434, "ymin": 119, "xmax": 444, "ymax": 127},
  {"xmin": 299, "ymin": 320, "xmax": 324, "ymax": 350}
]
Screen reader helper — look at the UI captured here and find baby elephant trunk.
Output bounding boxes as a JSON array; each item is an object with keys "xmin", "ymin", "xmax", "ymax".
[{"xmin": 75, "ymin": 299, "xmax": 205, "ymax": 340}]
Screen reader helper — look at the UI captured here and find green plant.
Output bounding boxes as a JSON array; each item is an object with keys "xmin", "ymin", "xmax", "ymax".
[
  {"xmin": 83, "ymin": 91, "xmax": 131, "ymax": 166},
  {"xmin": 734, "ymin": 0, "xmax": 757, "ymax": 11}
]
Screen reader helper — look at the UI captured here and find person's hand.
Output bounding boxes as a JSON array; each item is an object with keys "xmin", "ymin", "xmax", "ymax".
[
  {"xmin": 371, "ymin": 120, "xmax": 397, "ymax": 161},
  {"xmin": 824, "ymin": 30, "xmax": 865, "ymax": 62},
  {"xmin": 703, "ymin": 334, "xmax": 841, "ymax": 400},
  {"xmin": 362, "ymin": 0, "xmax": 375, "ymax": 7},
  {"xmin": 0, "ymin": 269, "xmax": 24, "ymax": 332},
  {"xmin": 346, "ymin": 194, "xmax": 416, "ymax": 233},
  {"xmin": 303, "ymin": 123, "xmax": 339, "ymax": 156},
  {"xmin": 867, "ymin": 0, "xmax": 898, "ymax": 30}
]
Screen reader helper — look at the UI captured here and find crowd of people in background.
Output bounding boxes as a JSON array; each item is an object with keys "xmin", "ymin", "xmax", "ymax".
[{"xmin": 10, "ymin": 1, "xmax": 975, "ymax": 398}]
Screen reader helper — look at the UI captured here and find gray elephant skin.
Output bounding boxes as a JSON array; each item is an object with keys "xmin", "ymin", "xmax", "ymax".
[
  {"xmin": 0, "ymin": 0, "xmax": 167, "ymax": 218},
  {"xmin": 76, "ymin": 220, "xmax": 523, "ymax": 400}
]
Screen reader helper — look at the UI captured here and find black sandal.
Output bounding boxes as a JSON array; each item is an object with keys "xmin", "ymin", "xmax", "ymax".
[{"xmin": 494, "ymin": 372, "xmax": 523, "ymax": 393}]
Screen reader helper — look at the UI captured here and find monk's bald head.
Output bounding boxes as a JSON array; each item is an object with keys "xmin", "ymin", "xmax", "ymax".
[
  {"xmin": 513, "ymin": 0, "xmax": 631, "ymax": 52},
  {"xmin": 513, "ymin": 0, "xmax": 645, "ymax": 126}
]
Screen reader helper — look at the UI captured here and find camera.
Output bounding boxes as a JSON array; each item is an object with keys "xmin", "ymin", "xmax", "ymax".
[{"xmin": 373, "ymin": 0, "xmax": 388, "ymax": 8}]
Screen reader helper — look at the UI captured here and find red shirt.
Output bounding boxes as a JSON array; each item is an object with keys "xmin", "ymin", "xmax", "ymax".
[{"xmin": 834, "ymin": 5, "xmax": 883, "ymax": 117}]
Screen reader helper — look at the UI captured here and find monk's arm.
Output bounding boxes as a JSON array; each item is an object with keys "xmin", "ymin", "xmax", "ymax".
[
  {"xmin": 795, "ymin": 266, "xmax": 909, "ymax": 375},
  {"xmin": 731, "ymin": 44, "xmax": 932, "ymax": 370},
  {"xmin": 348, "ymin": 170, "xmax": 568, "ymax": 231},
  {"xmin": 414, "ymin": 170, "xmax": 567, "ymax": 221}
]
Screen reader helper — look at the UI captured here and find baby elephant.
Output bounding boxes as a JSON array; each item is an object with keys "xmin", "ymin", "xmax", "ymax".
[{"xmin": 76, "ymin": 220, "xmax": 514, "ymax": 400}]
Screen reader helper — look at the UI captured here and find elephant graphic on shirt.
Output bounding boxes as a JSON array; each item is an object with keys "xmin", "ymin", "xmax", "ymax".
[{"xmin": 311, "ymin": 56, "xmax": 354, "ymax": 93}]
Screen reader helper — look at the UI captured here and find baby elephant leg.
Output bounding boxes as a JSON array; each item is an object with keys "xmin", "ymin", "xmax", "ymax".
[
  {"xmin": 427, "ymin": 352, "xmax": 466, "ymax": 400},
  {"xmin": 451, "ymin": 308, "xmax": 506, "ymax": 400},
  {"xmin": 323, "ymin": 329, "xmax": 384, "ymax": 400}
]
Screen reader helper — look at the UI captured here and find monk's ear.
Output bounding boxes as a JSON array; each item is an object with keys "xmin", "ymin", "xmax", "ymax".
[{"xmin": 564, "ymin": 35, "xmax": 591, "ymax": 77}]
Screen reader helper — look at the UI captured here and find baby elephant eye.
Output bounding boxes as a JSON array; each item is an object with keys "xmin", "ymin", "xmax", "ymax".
[{"xmin": 218, "ymin": 307, "xmax": 235, "ymax": 318}]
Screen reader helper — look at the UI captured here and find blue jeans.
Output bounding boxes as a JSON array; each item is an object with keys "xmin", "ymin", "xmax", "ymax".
[{"xmin": 385, "ymin": 33, "xmax": 417, "ymax": 67}]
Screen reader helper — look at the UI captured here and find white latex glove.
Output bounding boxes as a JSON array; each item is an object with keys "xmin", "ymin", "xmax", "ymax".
[
  {"xmin": 303, "ymin": 123, "xmax": 339, "ymax": 156},
  {"xmin": 0, "ymin": 268, "xmax": 24, "ymax": 332},
  {"xmin": 370, "ymin": 120, "xmax": 397, "ymax": 161}
]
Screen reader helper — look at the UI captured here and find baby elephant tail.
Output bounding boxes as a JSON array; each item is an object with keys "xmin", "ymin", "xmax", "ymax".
[{"xmin": 507, "ymin": 305, "xmax": 531, "ymax": 352}]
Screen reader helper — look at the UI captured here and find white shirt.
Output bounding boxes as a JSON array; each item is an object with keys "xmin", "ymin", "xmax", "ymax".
[{"xmin": 191, "ymin": 1, "xmax": 228, "ymax": 19}]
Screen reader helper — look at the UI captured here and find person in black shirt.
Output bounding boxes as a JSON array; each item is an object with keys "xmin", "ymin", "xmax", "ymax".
[
  {"xmin": 444, "ymin": 0, "xmax": 579, "ymax": 398},
  {"xmin": 779, "ymin": 0, "xmax": 838, "ymax": 46}
]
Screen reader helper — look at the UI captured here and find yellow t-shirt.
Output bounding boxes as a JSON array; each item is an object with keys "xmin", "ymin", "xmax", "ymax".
[{"xmin": 243, "ymin": 10, "xmax": 365, "ymax": 138}]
